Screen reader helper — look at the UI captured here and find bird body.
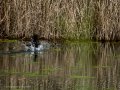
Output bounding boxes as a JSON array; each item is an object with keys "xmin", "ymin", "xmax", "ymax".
[{"xmin": 31, "ymin": 35, "xmax": 39, "ymax": 47}]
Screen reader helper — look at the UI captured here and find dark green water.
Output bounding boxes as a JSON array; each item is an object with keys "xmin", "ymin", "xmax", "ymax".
[{"xmin": 0, "ymin": 40, "xmax": 119, "ymax": 90}]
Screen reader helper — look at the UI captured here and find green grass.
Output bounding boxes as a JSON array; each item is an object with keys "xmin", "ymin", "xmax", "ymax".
[
  {"xmin": 70, "ymin": 76, "xmax": 95, "ymax": 79},
  {"xmin": 42, "ymin": 69, "xmax": 58, "ymax": 72},
  {"xmin": 92, "ymin": 66, "xmax": 112, "ymax": 68}
]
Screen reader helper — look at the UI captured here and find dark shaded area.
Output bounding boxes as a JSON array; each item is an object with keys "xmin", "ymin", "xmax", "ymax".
[{"xmin": 31, "ymin": 35, "xmax": 39, "ymax": 47}]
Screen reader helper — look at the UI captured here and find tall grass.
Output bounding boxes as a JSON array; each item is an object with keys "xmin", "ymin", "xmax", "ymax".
[
  {"xmin": 0, "ymin": 0, "xmax": 120, "ymax": 40},
  {"xmin": 92, "ymin": 0, "xmax": 120, "ymax": 41}
]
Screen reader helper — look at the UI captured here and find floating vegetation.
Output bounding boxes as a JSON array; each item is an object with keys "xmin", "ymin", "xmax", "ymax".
[
  {"xmin": 90, "ymin": 42, "xmax": 98, "ymax": 43},
  {"xmin": 27, "ymin": 62, "xmax": 41, "ymax": 64},
  {"xmin": 92, "ymin": 66, "xmax": 112, "ymax": 68},
  {"xmin": 72, "ymin": 85, "xmax": 92, "ymax": 89},
  {"xmin": 71, "ymin": 42, "xmax": 79, "ymax": 45},
  {"xmin": 9, "ymin": 89, "xmax": 29, "ymax": 90},
  {"xmin": 1, "ymin": 40, "xmax": 17, "ymax": 43},
  {"xmin": 30, "ymin": 82, "xmax": 36, "ymax": 84},
  {"xmin": 3, "ymin": 70, "xmax": 47, "ymax": 77},
  {"xmin": 98, "ymin": 88, "xmax": 116, "ymax": 90},
  {"xmin": 42, "ymin": 69, "xmax": 58, "ymax": 72},
  {"xmin": 9, "ymin": 89, "xmax": 31, "ymax": 90},
  {"xmin": 108, "ymin": 60, "xmax": 114, "ymax": 61},
  {"xmin": 54, "ymin": 49, "xmax": 62, "ymax": 51},
  {"xmin": 70, "ymin": 76, "xmax": 95, "ymax": 79},
  {"xmin": 116, "ymin": 74, "xmax": 119, "ymax": 76},
  {"xmin": 100, "ymin": 80, "xmax": 104, "ymax": 82},
  {"xmin": 112, "ymin": 55, "xmax": 120, "ymax": 57},
  {"xmin": 108, "ymin": 55, "xmax": 120, "ymax": 57},
  {"xmin": 10, "ymin": 56, "xmax": 16, "ymax": 57},
  {"xmin": 0, "ymin": 74, "xmax": 4, "ymax": 76},
  {"xmin": 65, "ymin": 40, "xmax": 71, "ymax": 43}
]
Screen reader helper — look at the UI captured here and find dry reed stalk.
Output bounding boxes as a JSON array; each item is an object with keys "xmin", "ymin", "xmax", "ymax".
[
  {"xmin": 0, "ymin": 0, "xmax": 119, "ymax": 40},
  {"xmin": 93, "ymin": 0, "xmax": 120, "ymax": 41}
]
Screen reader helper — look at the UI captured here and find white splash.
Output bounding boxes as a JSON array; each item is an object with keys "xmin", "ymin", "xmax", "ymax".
[{"xmin": 20, "ymin": 41, "xmax": 50, "ymax": 52}]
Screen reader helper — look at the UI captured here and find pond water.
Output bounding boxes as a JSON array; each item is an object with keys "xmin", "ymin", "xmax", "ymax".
[{"xmin": 0, "ymin": 40, "xmax": 119, "ymax": 90}]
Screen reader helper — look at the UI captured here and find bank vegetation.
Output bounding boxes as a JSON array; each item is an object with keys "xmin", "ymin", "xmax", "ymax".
[{"xmin": 0, "ymin": 0, "xmax": 120, "ymax": 41}]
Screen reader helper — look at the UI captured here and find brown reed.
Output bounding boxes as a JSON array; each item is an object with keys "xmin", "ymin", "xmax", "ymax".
[{"xmin": 0, "ymin": 0, "xmax": 120, "ymax": 41}]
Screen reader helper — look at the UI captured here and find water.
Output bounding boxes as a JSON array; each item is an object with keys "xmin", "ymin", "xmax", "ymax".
[{"xmin": 0, "ymin": 40, "xmax": 119, "ymax": 90}]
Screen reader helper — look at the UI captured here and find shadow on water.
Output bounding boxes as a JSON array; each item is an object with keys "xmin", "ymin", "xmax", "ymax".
[{"xmin": 0, "ymin": 40, "xmax": 120, "ymax": 90}]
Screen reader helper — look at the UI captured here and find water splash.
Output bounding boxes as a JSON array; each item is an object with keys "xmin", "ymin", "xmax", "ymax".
[{"xmin": 21, "ymin": 41, "xmax": 50, "ymax": 52}]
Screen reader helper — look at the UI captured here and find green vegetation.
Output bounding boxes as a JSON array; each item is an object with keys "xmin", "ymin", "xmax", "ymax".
[
  {"xmin": 92, "ymin": 66, "xmax": 112, "ymax": 68},
  {"xmin": 70, "ymin": 76, "xmax": 95, "ymax": 79},
  {"xmin": 42, "ymin": 69, "xmax": 58, "ymax": 72},
  {"xmin": 3, "ymin": 70, "xmax": 47, "ymax": 77},
  {"xmin": 112, "ymin": 55, "xmax": 120, "ymax": 57},
  {"xmin": 72, "ymin": 85, "xmax": 93, "ymax": 89},
  {"xmin": 0, "ymin": 74, "xmax": 4, "ymax": 76},
  {"xmin": 1, "ymin": 40, "xmax": 17, "ymax": 42},
  {"xmin": 11, "ymin": 89, "xmax": 30, "ymax": 90},
  {"xmin": 98, "ymin": 88, "xmax": 116, "ymax": 90},
  {"xmin": 10, "ymin": 56, "xmax": 16, "ymax": 57},
  {"xmin": 54, "ymin": 49, "xmax": 62, "ymax": 51}
]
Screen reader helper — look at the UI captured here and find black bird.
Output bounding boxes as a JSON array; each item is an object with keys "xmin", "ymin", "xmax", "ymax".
[
  {"xmin": 31, "ymin": 35, "xmax": 39, "ymax": 47},
  {"xmin": 30, "ymin": 35, "xmax": 39, "ymax": 62}
]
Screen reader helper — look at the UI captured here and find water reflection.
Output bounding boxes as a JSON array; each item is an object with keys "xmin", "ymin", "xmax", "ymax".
[{"xmin": 0, "ymin": 41, "xmax": 120, "ymax": 90}]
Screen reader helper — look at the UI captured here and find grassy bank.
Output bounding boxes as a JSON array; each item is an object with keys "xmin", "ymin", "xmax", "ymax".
[{"xmin": 0, "ymin": 0, "xmax": 120, "ymax": 41}]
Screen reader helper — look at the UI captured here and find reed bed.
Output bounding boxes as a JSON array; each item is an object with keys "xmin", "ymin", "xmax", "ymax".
[
  {"xmin": 0, "ymin": 0, "xmax": 120, "ymax": 40},
  {"xmin": 92, "ymin": 0, "xmax": 120, "ymax": 41}
]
